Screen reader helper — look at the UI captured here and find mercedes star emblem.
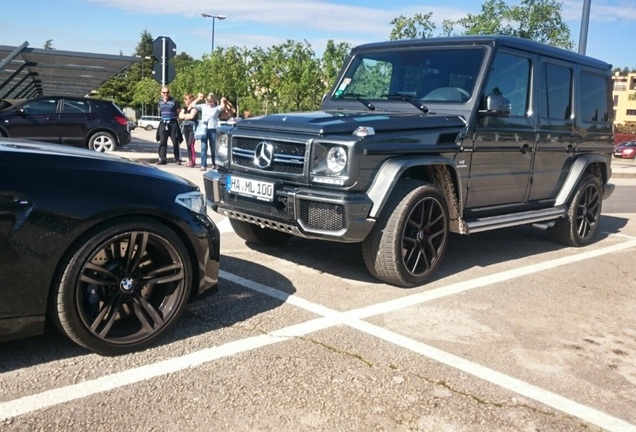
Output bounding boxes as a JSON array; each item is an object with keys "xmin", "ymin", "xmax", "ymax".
[{"xmin": 254, "ymin": 141, "xmax": 274, "ymax": 169}]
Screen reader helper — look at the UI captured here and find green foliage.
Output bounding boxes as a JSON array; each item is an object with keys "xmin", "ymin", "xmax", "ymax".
[
  {"xmin": 321, "ymin": 40, "xmax": 352, "ymax": 90},
  {"xmin": 454, "ymin": 0, "xmax": 574, "ymax": 49},
  {"xmin": 389, "ymin": 13, "xmax": 436, "ymax": 40},
  {"xmin": 131, "ymin": 78, "xmax": 160, "ymax": 116},
  {"xmin": 93, "ymin": 1, "xmax": 590, "ymax": 116},
  {"xmin": 171, "ymin": 52, "xmax": 197, "ymax": 71},
  {"xmin": 612, "ymin": 67, "xmax": 636, "ymax": 76},
  {"xmin": 388, "ymin": 1, "xmax": 573, "ymax": 50}
]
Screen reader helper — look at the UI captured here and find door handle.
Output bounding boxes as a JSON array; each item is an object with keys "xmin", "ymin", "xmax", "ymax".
[{"xmin": 0, "ymin": 195, "xmax": 30, "ymax": 208}]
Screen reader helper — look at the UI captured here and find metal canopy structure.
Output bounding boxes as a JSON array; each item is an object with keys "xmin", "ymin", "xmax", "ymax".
[{"xmin": 0, "ymin": 41, "xmax": 138, "ymax": 100}]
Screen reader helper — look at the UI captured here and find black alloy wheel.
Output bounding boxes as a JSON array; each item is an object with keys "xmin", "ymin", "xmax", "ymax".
[
  {"xmin": 548, "ymin": 173, "xmax": 603, "ymax": 247},
  {"xmin": 363, "ymin": 180, "xmax": 449, "ymax": 287},
  {"xmin": 51, "ymin": 219, "xmax": 192, "ymax": 355}
]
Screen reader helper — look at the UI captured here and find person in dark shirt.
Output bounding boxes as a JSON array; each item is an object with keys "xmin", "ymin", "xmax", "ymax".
[
  {"xmin": 157, "ymin": 86, "xmax": 182, "ymax": 165},
  {"xmin": 179, "ymin": 93, "xmax": 199, "ymax": 167}
]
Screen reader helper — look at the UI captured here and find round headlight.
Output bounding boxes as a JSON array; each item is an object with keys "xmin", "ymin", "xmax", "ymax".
[
  {"xmin": 326, "ymin": 146, "xmax": 347, "ymax": 174},
  {"xmin": 217, "ymin": 133, "xmax": 229, "ymax": 158}
]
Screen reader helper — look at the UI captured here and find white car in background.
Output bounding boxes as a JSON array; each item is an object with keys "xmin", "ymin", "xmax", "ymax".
[{"xmin": 137, "ymin": 116, "xmax": 161, "ymax": 131}]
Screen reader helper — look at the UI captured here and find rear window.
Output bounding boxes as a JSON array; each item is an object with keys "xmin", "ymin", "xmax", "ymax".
[
  {"xmin": 63, "ymin": 99, "xmax": 90, "ymax": 113},
  {"xmin": 579, "ymin": 72, "xmax": 610, "ymax": 123}
]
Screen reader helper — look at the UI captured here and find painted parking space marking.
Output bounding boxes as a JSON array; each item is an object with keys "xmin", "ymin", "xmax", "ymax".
[
  {"xmin": 215, "ymin": 217, "xmax": 234, "ymax": 234},
  {"xmin": 2, "ymin": 237, "xmax": 635, "ymax": 431}
]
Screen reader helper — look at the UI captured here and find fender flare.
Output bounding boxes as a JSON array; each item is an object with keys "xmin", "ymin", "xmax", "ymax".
[
  {"xmin": 366, "ymin": 155, "xmax": 461, "ymax": 218},
  {"xmin": 555, "ymin": 155, "xmax": 610, "ymax": 206}
]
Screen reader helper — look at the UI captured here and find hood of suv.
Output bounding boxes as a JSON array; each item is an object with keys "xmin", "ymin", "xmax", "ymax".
[{"xmin": 233, "ymin": 110, "xmax": 466, "ymax": 135}]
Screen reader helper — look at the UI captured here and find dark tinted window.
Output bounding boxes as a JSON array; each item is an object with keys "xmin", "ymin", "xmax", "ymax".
[
  {"xmin": 540, "ymin": 63, "xmax": 572, "ymax": 119},
  {"xmin": 22, "ymin": 99, "xmax": 58, "ymax": 115},
  {"xmin": 580, "ymin": 72, "xmax": 610, "ymax": 122},
  {"xmin": 90, "ymin": 99, "xmax": 108, "ymax": 112},
  {"xmin": 482, "ymin": 52, "xmax": 530, "ymax": 117},
  {"xmin": 63, "ymin": 99, "xmax": 90, "ymax": 113}
]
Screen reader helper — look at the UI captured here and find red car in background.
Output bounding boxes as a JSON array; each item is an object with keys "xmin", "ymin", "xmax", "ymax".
[{"xmin": 614, "ymin": 141, "xmax": 636, "ymax": 159}]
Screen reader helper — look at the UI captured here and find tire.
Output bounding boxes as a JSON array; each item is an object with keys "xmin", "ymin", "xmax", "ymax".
[
  {"xmin": 229, "ymin": 218, "xmax": 292, "ymax": 246},
  {"xmin": 362, "ymin": 179, "xmax": 449, "ymax": 287},
  {"xmin": 547, "ymin": 173, "xmax": 602, "ymax": 247},
  {"xmin": 89, "ymin": 131, "xmax": 117, "ymax": 152},
  {"xmin": 50, "ymin": 218, "xmax": 192, "ymax": 355},
  {"xmin": 145, "ymin": 124, "xmax": 153, "ymax": 131}
]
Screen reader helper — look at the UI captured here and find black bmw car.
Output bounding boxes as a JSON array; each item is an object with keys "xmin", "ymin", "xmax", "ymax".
[{"xmin": 0, "ymin": 139, "xmax": 220, "ymax": 355}]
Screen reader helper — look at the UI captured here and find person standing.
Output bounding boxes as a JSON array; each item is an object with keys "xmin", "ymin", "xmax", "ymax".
[
  {"xmin": 157, "ymin": 86, "xmax": 182, "ymax": 165},
  {"xmin": 191, "ymin": 93, "xmax": 228, "ymax": 171},
  {"xmin": 179, "ymin": 93, "xmax": 199, "ymax": 167}
]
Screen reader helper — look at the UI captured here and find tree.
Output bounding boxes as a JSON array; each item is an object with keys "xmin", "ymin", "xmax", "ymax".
[
  {"xmin": 389, "ymin": 0, "xmax": 573, "ymax": 50},
  {"xmin": 321, "ymin": 40, "xmax": 352, "ymax": 90},
  {"xmin": 454, "ymin": 0, "xmax": 574, "ymax": 49},
  {"xmin": 171, "ymin": 52, "xmax": 197, "ymax": 71},
  {"xmin": 131, "ymin": 78, "xmax": 160, "ymax": 116},
  {"xmin": 267, "ymin": 40, "xmax": 323, "ymax": 112},
  {"xmin": 389, "ymin": 13, "xmax": 436, "ymax": 40},
  {"xmin": 44, "ymin": 39, "xmax": 54, "ymax": 50}
]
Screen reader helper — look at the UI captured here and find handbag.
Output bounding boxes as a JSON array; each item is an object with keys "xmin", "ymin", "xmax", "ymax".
[{"xmin": 194, "ymin": 121, "xmax": 207, "ymax": 139}]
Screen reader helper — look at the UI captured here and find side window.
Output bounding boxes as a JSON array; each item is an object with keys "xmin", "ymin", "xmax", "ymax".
[
  {"xmin": 579, "ymin": 72, "xmax": 610, "ymax": 123},
  {"xmin": 63, "ymin": 99, "xmax": 90, "ymax": 113},
  {"xmin": 540, "ymin": 63, "xmax": 572, "ymax": 120},
  {"xmin": 482, "ymin": 52, "xmax": 531, "ymax": 117},
  {"xmin": 21, "ymin": 99, "xmax": 58, "ymax": 115}
]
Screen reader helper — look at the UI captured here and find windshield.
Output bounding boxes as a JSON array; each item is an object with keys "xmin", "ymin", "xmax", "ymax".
[{"xmin": 332, "ymin": 47, "xmax": 486, "ymax": 104}]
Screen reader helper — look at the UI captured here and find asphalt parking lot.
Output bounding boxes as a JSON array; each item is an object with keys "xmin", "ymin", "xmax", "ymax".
[{"xmin": 1, "ymin": 129, "xmax": 635, "ymax": 431}]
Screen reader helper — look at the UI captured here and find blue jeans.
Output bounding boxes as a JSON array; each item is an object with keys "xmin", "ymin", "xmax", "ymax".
[{"xmin": 200, "ymin": 128, "xmax": 216, "ymax": 168}]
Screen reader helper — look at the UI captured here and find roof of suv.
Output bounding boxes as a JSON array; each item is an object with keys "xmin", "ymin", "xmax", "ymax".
[{"xmin": 353, "ymin": 35, "xmax": 612, "ymax": 71}]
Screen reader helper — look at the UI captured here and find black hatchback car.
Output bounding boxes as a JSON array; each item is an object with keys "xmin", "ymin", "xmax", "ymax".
[
  {"xmin": 0, "ymin": 139, "xmax": 220, "ymax": 355},
  {"xmin": 0, "ymin": 96, "xmax": 131, "ymax": 152}
]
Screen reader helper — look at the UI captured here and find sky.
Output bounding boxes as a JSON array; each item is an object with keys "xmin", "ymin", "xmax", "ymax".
[{"xmin": 1, "ymin": 0, "xmax": 635, "ymax": 69}]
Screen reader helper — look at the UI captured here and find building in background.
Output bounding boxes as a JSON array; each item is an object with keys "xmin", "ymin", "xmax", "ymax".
[{"xmin": 612, "ymin": 72, "xmax": 636, "ymax": 127}]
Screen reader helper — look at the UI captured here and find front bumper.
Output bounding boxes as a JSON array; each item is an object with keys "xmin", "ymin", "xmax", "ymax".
[
  {"xmin": 204, "ymin": 170, "xmax": 376, "ymax": 243},
  {"xmin": 186, "ymin": 212, "xmax": 220, "ymax": 296}
]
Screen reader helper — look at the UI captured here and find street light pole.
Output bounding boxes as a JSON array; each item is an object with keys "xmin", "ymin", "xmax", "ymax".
[{"xmin": 201, "ymin": 13, "xmax": 226, "ymax": 55}]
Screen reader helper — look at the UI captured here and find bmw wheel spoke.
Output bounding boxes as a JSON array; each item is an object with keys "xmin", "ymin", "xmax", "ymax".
[
  {"xmin": 90, "ymin": 295, "xmax": 122, "ymax": 337},
  {"xmin": 132, "ymin": 295, "xmax": 165, "ymax": 333},
  {"xmin": 141, "ymin": 263, "xmax": 184, "ymax": 285},
  {"xmin": 80, "ymin": 262, "xmax": 119, "ymax": 286},
  {"xmin": 124, "ymin": 231, "xmax": 149, "ymax": 273}
]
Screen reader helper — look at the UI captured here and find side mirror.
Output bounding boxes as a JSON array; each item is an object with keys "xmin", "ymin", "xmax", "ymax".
[{"xmin": 478, "ymin": 94, "xmax": 511, "ymax": 117}]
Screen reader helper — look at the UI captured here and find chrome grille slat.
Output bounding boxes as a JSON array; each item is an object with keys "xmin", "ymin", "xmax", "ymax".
[{"xmin": 231, "ymin": 136, "xmax": 307, "ymax": 176}]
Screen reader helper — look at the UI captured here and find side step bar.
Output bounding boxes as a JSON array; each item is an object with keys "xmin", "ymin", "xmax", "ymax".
[{"xmin": 462, "ymin": 206, "xmax": 567, "ymax": 234}]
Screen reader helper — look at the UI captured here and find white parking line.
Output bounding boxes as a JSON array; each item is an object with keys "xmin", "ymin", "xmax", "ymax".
[
  {"xmin": 1, "ymin": 239, "xmax": 635, "ymax": 431},
  {"xmin": 214, "ymin": 217, "xmax": 234, "ymax": 234}
]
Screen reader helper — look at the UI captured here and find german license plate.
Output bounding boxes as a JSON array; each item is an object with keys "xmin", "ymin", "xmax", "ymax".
[{"xmin": 226, "ymin": 175, "xmax": 274, "ymax": 202}]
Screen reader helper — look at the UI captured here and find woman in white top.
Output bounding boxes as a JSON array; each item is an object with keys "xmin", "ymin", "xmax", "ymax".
[{"xmin": 192, "ymin": 93, "xmax": 227, "ymax": 171}]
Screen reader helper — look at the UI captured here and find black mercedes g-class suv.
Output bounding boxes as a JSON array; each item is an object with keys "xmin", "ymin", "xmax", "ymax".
[{"xmin": 204, "ymin": 35, "xmax": 615, "ymax": 287}]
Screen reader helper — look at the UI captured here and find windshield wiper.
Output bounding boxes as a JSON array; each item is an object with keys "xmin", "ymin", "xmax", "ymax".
[
  {"xmin": 337, "ymin": 93, "xmax": 376, "ymax": 111},
  {"xmin": 382, "ymin": 93, "xmax": 429, "ymax": 113}
]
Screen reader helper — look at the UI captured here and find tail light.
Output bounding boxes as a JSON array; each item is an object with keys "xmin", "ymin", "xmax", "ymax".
[{"xmin": 114, "ymin": 115, "xmax": 129, "ymax": 126}]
